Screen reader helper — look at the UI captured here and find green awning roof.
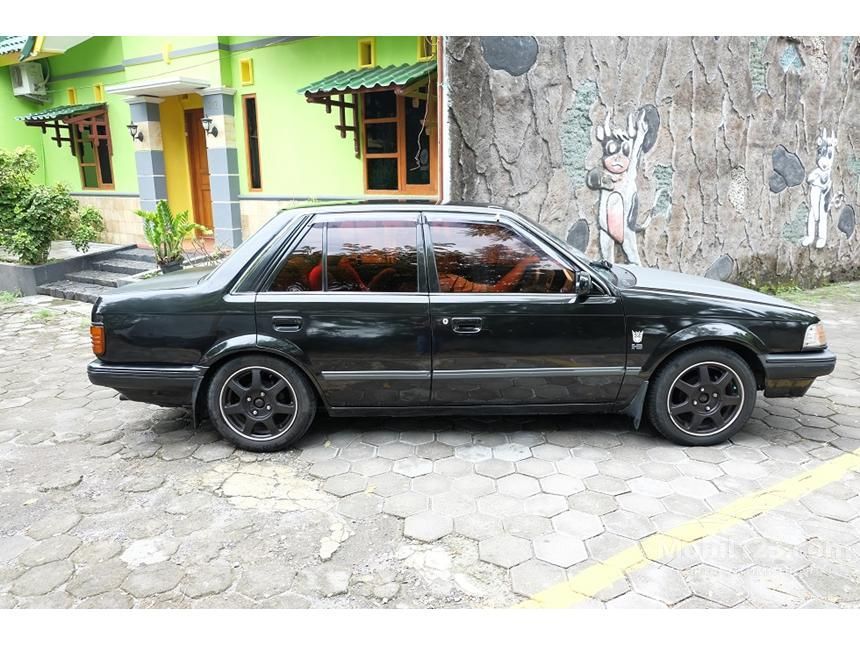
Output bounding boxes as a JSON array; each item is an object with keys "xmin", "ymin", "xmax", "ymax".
[
  {"xmin": 16, "ymin": 102, "xmax": 105, "ymax": 123},
  {"xmin": 0, "ymin": 36, "xmax": 27, "ymax": 55},
  {"xmin": 297, "ymin": 60, "xmax": 436, "ymax": 96}
]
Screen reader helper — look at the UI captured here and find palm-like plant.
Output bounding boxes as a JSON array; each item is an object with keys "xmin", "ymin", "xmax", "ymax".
[{"xmin": 135, "ymin": 200, "xmax": 208, "ymax": 269}]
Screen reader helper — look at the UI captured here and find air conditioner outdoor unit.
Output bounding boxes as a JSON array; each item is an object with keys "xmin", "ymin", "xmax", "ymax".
[{"xmin": 10, "ymin": 63, "xmax": 47, "ymax": 100}]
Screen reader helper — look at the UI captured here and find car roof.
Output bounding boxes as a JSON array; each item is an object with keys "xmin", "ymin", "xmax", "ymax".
[{"xmin": 275, "ymin": 200, "xmax": 509, "ymax": 218}]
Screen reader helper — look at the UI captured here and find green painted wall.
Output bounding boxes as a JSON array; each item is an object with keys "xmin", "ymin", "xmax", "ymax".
[
  {"xmin": 1, "ymin": 36, "xmax": 432, "ymax": 200},
  {"xmin": 226, "ymin": 36, "xmax": 427, "ymax": 196}
]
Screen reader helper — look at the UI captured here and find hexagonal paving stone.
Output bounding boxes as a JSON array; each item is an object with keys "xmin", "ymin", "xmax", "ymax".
[
  {"xmin": 412, "ymin": 473, "xmax": 452, "ymax": 495},
  {"xmin": 616, "ymin": 493, "xmax": 666, "ymax": 517},
  {"xmin": 584, "ymin": 474, "xmax": 629, "ymax": 496},
  {"xmin": 800, "ymin": 492, "xmax": 858, "ymax": 522},
  {"xmin": 337, "ymin": 493, "xmax": 383, "ymax": 520},
  {"xmin": 601, "ymin": 510, "xmax": 656, "ymax": 540},
  {"xmin": 540, "ymin": 473, "xmax": 585, "ymax": 496},
  {"xmin": 399, "ymin": 431, "xmax": 435, "ymax": 445},
  {"xmin": 585, "ymin": 531, "xmax": 637, "ymax": 561},
  {"xmin": 492, "ymin": 443, "xmax": 532, "ymax": 462},
  {"xmin": 455, "ymin": 445, "xmax": 494, "ymax": 462},
  {"xmin": 720, "ymin": 460, "xmax": 768, "ymax": 480},
  {"xmin": 436, "ymin": 431, "xmax": 473, "ymax": 446},
  {"xmin": 628, "ymin": 565, "xmax": 692, "ymax": 605},
  {"xmin": 695, "ymin": 535, "xmax": 754, "ymax": 573},
  {"xmin": 322, "ymin": 473, "xmax": 368, "ymax": 497},
  {"xmin": 606, "ymin": 592, "xmax": 668, "ymax": 609},
  {"xmin": 742, "ymin": 565, "xmax": 809, "ymax": 608},
  {"xmin": 339, "ymin": 442, "xmax": 377, "ymax": 461},
  {"xmin": 533, "ymin": 534, "xmax": 588, "ymax": 568},
  {"xmin": 300, "ymin": 445, "xmax": 338, "ymax": 462},
  {"xmin": 567, "ymin": 490, "xmax": 618, "ymax": 516},
  {"xmin": 383, "ymin": 492, "xmax": 429, "ymax": 518},
  {"xmin": 479, "ymin": 534, "xmax": 532, "ymax": 568},
  {"xmin": 309, "ymin": 458, "xmax": 350, "ymax": 479},
  {"xmin": 451, "ymin": 473, "xmax": 495, "ymax": 497},
  {"xmin": 350, "ymin": 458, "xmax": 393, "ymax": 477},
  {"xmin": 367, "ymin": 472, "xmax": 411, "ymax": 497},
  {"xmin": 516, "ymin": 458, "xmax": 556, "ymax": 478},
  {"xmin": 504, "ymin": 514, "xmax": 553, "ymax": 539},
  {"xmin": 628, "ymin": 477, "xmax": 673, "ymax": 498},
  {"xmin": 750, "ymin": 512, "xmax": 806, "ymax": 546},
  {"xmin": 393, "ymin": 456, "xmax": 433, "ymax": 477},
  {"xmin": 646, "ymin": 446, "xmax": 689, "ymax": 464},
  {"xmin": 552, "ymin": 510, "xmax": 604, "ymax": 540},
  {"xmin": 477, "ymin": 493, "xmax": 525, "ymax": 519},
  {"xmin": 669, "ymin": 476, "xmax": 719, "ymax": 499},
  {"xmin": 523, "ymin": 493, "xmax": 568, "ymax": 518},
  {"xmin": 683, "ymin": 564, "xmax": 747, "ymax": 607},
  {"xmin": 475, "ymin": 459, "xmax": 516, "ymax": 479},
  {"xmin": 497, "ymin": 473, "xmax": 542, "ymax": 499},
  {"xmin": 434, "ymin": 457, "xmax": 475, "ymax": 477},
  {"xmin": 416, "ymin": 442, "xmax": 455, "ymax": 460},
  {"xmin": 361, "ymin": 430, "xmax": 399, "ymax": 446},
  {"xmin": 510, "ymin": 559, "xmax": 566, "ymax": 598},
  {"xmin": 454, "ymin": 513, "xmax": 505, "ymax": 541},
  {"xmin": 431, "ymin": 491, "xmax": 477, "ymax": 517},
  {"xmin": 377, "ymin": 442, "xmax": 415, "ymax": 460},
  {"xmin": 531, "ymin": 443, "xmax": 571, "ymax": 462},
  {"xmin": 404, "ymin": 512, "xmax": 453, "ymax": 542}
]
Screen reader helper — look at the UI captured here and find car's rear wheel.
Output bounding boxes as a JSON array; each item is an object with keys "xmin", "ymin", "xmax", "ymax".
[
  {"xmin": 206, "ymin": 354, "xmax": 316, "ymax": 452},
  {"xmin": 647, "ymin": 346, "xmax": 756, "ymax": 446}
]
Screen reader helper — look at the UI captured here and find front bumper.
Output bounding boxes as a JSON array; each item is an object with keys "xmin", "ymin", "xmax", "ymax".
[
  {"xmin": 761, "ymin": 349, "xmax": 836, "ymax": 397},
  {"xmin": 87, "ymin": 360, "xmax": 205, "ymax": 406}
]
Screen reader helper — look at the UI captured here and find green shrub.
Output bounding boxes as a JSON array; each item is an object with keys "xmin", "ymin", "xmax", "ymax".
[
  {"xmin": 0, "ymin": 146, "xmax": 105, "ymax": 265},
  {"xmin": 135, "ymin": 200, "xmax": 208, "ymax": 266}
]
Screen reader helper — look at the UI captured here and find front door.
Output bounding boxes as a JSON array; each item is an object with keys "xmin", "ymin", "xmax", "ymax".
[
  {"xmin": 255, "ymin": 212, "xmax": 431, "ymax": 408},
  {"xmin": 185, "ymin": 108, "xmax": 213, "ymax": 233},
  {"xmin": 425, "ymin": 213, "xmax": 627, "ymax": 406}
]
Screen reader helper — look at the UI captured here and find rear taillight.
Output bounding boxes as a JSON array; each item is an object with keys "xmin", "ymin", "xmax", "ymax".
[{"xmin": 90, "ymin": 324, "xmax": 105, "ymax": 356}]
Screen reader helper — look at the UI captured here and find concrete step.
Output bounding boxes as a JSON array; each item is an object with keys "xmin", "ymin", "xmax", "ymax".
[
  {"xmin": 66, "ymin": 270, "xmax": 135, "ymax": 288},
  {"xmin": 37, "ymin": 280, "xmax": 113, "ymax": 304},
  {"xmin": 114, "ymin": 247, "xmax": 157, "ymax": 263},
  {"xmin": 92, "ymin": 258, "xmax": 154, "ymax": 275}
]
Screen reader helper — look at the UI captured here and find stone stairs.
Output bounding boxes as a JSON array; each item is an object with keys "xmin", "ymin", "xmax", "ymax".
[{"xmin": 37, "ymin": 247, "xmax": 157, "ymax": 304}]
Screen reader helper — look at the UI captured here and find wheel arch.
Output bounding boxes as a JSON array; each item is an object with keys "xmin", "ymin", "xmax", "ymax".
[{"xmin": 192, "ymin": 336, "xmax": 327, "ymax": 425}]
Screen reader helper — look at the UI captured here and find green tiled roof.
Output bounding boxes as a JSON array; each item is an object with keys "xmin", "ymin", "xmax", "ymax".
[
  {"xmin": 16, "ymin": 103, "xmax": 105, "ymax": 122},
  {"xmin": 298, "ymin": 60, "xmax": 437, "ymax": 95},
  {"xmin": 0, "ymin": 36, "xmax": 27, "ymax": 55}
]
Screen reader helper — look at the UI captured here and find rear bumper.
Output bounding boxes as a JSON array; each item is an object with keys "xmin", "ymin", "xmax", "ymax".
[
  {"xmin": 761, "ymin": 349, "xmax": 836, "ymax": 397},
  {"xmin": 87, "ymin": 360, "xmax": 204, "ymax": 406}
]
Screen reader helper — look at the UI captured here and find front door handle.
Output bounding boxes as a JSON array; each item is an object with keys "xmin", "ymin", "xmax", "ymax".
[
  {"xmin": 272, "ymin": 315, "xmax": 302, "ymax": 333},
  {"xmin": 451, "ymin": 317, "xmax": 483, "ymax": 334}
]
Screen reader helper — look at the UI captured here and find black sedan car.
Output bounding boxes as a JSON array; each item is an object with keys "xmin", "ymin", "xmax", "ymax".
[{"xmin": 88, "ymin": 203, "xmax": 836, "ymax": 451}]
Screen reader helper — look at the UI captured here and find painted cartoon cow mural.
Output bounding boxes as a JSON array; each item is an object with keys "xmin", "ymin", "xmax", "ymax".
[
  {"xmin": 586, "ymin": 105, "xmax": 660, "ymax": 265},
  {"xmin": 801, "ymin": 128, "xmax": 837, "ymax": 248}
]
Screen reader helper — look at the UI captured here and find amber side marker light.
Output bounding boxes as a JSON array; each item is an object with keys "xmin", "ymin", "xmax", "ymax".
[{"xmin": 90, "ymin": 324, "xmax": 105, "ymax": 356}]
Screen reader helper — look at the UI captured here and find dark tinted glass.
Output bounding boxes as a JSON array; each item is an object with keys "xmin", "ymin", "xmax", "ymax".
[
  {"xmin": 367, "ymin": 158, "xmax": 398, "ymax": 190},
  {"xmin": 245, "ymin": 96, "xmax": 262, "ymax": 189},
  {"xmin": 327, "ymin": 220, "xmax": 417, "ymax": 292},
  {"xmin": 365, "ymin": 123, "xmax": 397, "ymax": 154},
  {"xmin": 405, "ymin": 98, "xmax": 430, "ymax": 185},
  {"xmin": 96, "ymin": 141, "xmax": 113, "ymax": 185},
  {"xmin": 269, "ymin": 224, "xmax": 324, "ymax": 292},
  {"xmin": 429, "ymin": 221, "xmax": 575, "ymax": 294},
  {"xmin": 364, "ymin": 91, "xmax": 396, "ymax": 119}
]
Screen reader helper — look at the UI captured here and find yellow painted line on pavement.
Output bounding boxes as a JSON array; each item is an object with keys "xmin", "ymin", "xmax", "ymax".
[{"xmin": 517, "ymin": 447, "xmax": 860, "ymax": 608}]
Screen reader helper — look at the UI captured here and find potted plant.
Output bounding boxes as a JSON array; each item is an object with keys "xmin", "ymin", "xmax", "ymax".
[{"xmin": 135, "ymin": 200, "xmax": 208, "ymax": 273}]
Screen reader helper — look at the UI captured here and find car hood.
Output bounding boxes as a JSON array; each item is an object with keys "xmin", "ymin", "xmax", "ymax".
[
  {"xmin": 115, "ymin": 266, "xmax": 212, "ymax": 293},
  {"xmin": 619, "ymin": 265, "xmax": 806, "ymax": 310}
]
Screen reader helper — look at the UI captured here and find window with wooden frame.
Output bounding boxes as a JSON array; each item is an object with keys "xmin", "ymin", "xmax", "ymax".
[
  {"xmin": 361, "ymin": 89, "xmax": 436, "ymax": 195},
  {"xmin": 417, "ymin": 36, "xmax": 436, "ymax": 61},
  {"xmin": 242, "ymin": 94, "xmax": 263, "ymax": 191},
  {"xmin": 358, "ymin": 38, "xmax": 376, "ymax": 68},
  {"xmin": 69, "ymin": 109, "xmax": 114, "ymax": 190}
]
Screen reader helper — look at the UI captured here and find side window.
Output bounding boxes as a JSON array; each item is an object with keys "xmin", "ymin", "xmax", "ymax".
[
  {"xmin": 268, "ymin": 224, "xmax": 323, "ymax": 292},
  {"xmin": 327, "ymin": 220, "xmax": 418, "ymax": 292},
  {"xmin": 429, "ymin": 221, "xmax": 575, "ymax": 294}
]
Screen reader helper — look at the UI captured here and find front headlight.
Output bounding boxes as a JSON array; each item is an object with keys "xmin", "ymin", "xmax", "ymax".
[{"xmin": 802, "ymin": 322, "xmax": 827, "ymax": 350}]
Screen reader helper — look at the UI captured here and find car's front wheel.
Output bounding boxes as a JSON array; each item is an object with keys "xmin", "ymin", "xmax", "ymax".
[
  {"xmin": 647, "ymin": 346, "xmax": 756, "ymax": 446},
  {"xmin": 206, "ymin": 354, "xmax": 316, "ymax": 452}
]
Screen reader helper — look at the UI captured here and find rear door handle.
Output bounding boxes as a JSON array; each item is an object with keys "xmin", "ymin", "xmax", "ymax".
[
  {"xmin": 272, "ymin": 315, "xmax": 302, "ymax": 333},
  {"xmin": 451, "ymin": 317, "xmax": 483, "ymax": 334}
]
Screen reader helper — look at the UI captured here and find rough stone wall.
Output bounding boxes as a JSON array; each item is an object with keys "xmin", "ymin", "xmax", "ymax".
[{"xmin": 446, "ymin": 36, "xmax": 860, "ymax": 287}]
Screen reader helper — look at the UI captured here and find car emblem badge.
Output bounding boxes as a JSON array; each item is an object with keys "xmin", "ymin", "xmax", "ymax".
[{"xmin": 631, "ymin": 329, "xmax": 644, "ymax": 350}]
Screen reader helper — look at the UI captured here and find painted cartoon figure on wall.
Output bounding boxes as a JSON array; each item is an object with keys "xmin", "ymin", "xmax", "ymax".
[
  {"xmin": 586, "ymin": 105, "xmax": 660, "ymax": 265},
  {"xmin": 801, "ymin": 128, "xmax": 837, "ymax": 248}
]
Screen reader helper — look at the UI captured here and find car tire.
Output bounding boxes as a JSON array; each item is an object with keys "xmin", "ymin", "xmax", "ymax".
[
  {"xmin": 206, "ymin": 354, "xmax": 316, "ymax": 452},
  {"xmin": 646, "ymin": 346, "xmax": 756, "ymax": 446}
]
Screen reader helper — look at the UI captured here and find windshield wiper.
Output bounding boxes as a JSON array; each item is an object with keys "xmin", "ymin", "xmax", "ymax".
[{"xmin": 589, "ymin": 259, "xmax": 613, "ymax": 270}]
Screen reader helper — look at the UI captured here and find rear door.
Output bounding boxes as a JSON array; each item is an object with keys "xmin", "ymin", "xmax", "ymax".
[
  {"xmin": 255, "ymin": 212, "xmax": 431, "ymax": 407},
  {"xmin": 425, "ymin": 212, "xmax": 627, "ymax": 406}
]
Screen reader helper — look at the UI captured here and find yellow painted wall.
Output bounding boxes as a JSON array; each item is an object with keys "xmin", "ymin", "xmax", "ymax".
[{"xmin": 159, "ymin": 94, "xmax": 202, "ymax": 219}]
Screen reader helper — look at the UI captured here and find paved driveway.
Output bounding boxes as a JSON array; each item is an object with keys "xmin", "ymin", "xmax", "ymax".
[{"xmin": 1, "ymin": 285, "xmax": 859, "ymax": 608}]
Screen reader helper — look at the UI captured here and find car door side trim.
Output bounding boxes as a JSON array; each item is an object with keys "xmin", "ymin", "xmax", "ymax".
[
  {"xmin": 321, "ymin": 370, "xmax": 432, "ymax": 381},
  {"xmin": 433, "ymin": 367, "xmax": 627, "ymax": 379}
]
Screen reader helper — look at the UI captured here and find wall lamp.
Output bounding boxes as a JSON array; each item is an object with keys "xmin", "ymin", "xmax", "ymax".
[
  {"xmin": 126, "ymin": 122, "xmax": 144, "ymax": 142},
  {"xmin": 201, "ymin": 115, "xmax": 219, "ymax": 138}
]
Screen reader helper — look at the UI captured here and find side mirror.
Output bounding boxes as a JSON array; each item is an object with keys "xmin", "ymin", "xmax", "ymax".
[{"xmin": 575, "ymin": 271, "xmax": 592, "ymax": 297}]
